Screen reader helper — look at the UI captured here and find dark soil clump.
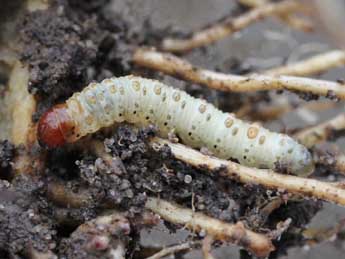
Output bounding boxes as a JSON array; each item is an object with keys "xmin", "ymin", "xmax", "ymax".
[
  {"xmin": 0, "ymin": 140, "xmax": 15, "ymax": 179},
  {"xmin": 0, "ymin": 176, "xmax": 56, "ymax": 257}
]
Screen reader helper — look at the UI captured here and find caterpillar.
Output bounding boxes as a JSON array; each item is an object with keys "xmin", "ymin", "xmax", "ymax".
[{"xmin": 38, "ymin": 75, "xmax": 314, "ymax": 176}]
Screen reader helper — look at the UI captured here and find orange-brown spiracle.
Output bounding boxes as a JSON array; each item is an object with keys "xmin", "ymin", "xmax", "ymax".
[{"xmin": 37, "ymin": 104, "xmax": 77, "ymax": 148}]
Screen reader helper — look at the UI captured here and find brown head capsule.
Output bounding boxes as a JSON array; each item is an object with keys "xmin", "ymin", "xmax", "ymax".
[{"xmin": 37, "ymin": 104, "xmax": 76, "ymax": 148}]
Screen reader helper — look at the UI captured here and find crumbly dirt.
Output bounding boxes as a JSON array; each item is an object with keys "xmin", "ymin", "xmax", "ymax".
[
  {"xmin": 0, "ymin": 176, "xmax": 56, "ymax": 257},
  {"xmin": 0, "ymin": 0, "xmax": 326, "ymax": 258},
  {"xmin": 0, "ymin": 0, "xmax": 24, "ymax": 44},
  {"xmin": 20, "ymin": 0, "xmax": 134, "ymax": 120},
  {"xmin": 0, "ymin": 140, "xmax": 15, "ymax": 180}
]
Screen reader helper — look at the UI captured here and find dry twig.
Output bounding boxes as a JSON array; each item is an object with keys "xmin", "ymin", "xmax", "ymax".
[
  {"xmin": 133, "ymin": 48, "xmax": 345, "ymax": 99},
  {"xmin": 145, "ymin": 197, "xmax": 274, "ymax": 257},
  {"xmin": 161, "ymin": 0, "xmax": 301, "ymax": 53},
  {"xmin": 150, "ymin": 137, "xmax": 345, "ymax": 206}
]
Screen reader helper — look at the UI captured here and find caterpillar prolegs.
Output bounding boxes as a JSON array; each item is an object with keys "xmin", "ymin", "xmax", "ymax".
[{"xmin": 38, "ymin": 75, "xmax": 314, "ymax": 176}]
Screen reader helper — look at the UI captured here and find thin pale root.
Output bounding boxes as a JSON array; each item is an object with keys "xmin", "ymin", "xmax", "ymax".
[
  {"xmin": 133, "ymin": 48, "xmax": 345, "ymax": 99},
  {"xmin": 161, "ymin": 0, "xmax": 301, "ymax": 53},
  {"xmin": 146, "ymin": 242, "xmax": 198, "ymax": 259},
  {"xmin": 150, "ymin": 137, "xmax": 345, "ymax": 206},
  {"xmin": 239, "ymin": 0, "xmax": 313, "ymax": 32},
  {"xmin": 294, "ymin": 113, "xmax": 345, "ymax": 148},
  {"xmin": 145, "ymin": 197, "xmax": 274, "ymax": 258},
  {"xmin": 264, "ymin": 50, "xmax": 345, "ymax": 77}
]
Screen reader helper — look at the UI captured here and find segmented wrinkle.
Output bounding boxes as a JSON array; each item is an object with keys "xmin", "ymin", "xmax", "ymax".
[{"xmin": 39, "ymin": 76, "xmax": 314, "ymax": 176}]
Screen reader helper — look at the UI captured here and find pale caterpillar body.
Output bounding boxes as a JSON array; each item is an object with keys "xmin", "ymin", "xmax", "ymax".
[{"xmin": 38, "ymin": 75, "xmax": 314, "ymax": 176}]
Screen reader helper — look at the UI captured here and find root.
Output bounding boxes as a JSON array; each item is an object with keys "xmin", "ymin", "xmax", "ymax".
[
  {"xmin": 133, "ymin": 48, "xmax": 345, "ymax": 99},
  {"xmin": 236, "ymin": 99, "xmax": 336, "ymax": 122},
  {"xmin": 145, "ymin": 241, "xmax": 198, "ymax": 259},
  {"xmin": 27, "ymin": 248, "xmax": 57, "ymax": 259},
  {"xmin": 6, "ymin": 61, "xmax": 43, "ymax": 175},
  {"xmin": 202, "ymin": 236, "xmax": 215, "ymax": 259},
  {"xmin": 46, "ymin": 180, "xmax": 95, "ymax": 208},
  {"xmin": 145, "ymin": 197, "xmax": 274, "ymax": 258},
  {"xmin": 313, "ymin": 144, "xmax": 345, "ymax": 175},
  {"xmin": 2, "ymin": 0, "xmax": 49, "ymax": 175},
  {"xmin": 334, "ymin": 154, "xmax": 345, "ymax": 174},
  {"xmin": 264, "ymin": 50, "xmax": 345, "ymax": 77},
  {"xmin": 303, "ymin": 218, "xmax": 345, "ymax": 245},
  {"xmin": 239, "ymin": 0, "xmax": 313, "ymax": 32},
  {"xmin": 161, "ymin": 0, "xmax": 301, "ymax": 53},
  {"xmin": 8, "ymin": 61, "xmax": 36, "ymax": 147},
  {"xmin": 294, "ymin": 113, "xmax": 345, "ymax": 148},
  {"xmin": 27, "ymin": 0, "xmax": 49, "ymax": 11},
  {"xmin": 277, "ymin": 14, "xmax": 313, "ymax": 32},
  {"xmin": 238, "ymin": 0, "xmax": 269, "ymax": 6},
  {"xmin": 268, "ymin": 218, "xmax": 292, "ymax": 240},
  {"xmin": 150, "ymin": 137, "xmax": 345, "ymax": 206}
]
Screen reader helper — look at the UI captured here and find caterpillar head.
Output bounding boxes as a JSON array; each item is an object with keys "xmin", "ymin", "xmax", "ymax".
[
  {"xmin": 293, "ymin": 147, "xmax": 315, "ymax": 176},
  {"xmin": 37, "ymin": 104, "xmax": 77, "ymax": 148},
  {"xmin": 276, "ymin": 143, "xmax": 314, "ymax": 176}
]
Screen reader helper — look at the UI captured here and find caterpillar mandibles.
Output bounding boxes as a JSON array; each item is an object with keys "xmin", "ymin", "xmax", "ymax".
[{"xmin": 38, "ymin": 76, "xmax": 314, "ymax": 176}]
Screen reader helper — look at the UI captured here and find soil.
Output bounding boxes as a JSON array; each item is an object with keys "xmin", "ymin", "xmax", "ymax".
[{"xmin": 0, "ymin": 0, "xmax": 336, "ymax": 258}]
